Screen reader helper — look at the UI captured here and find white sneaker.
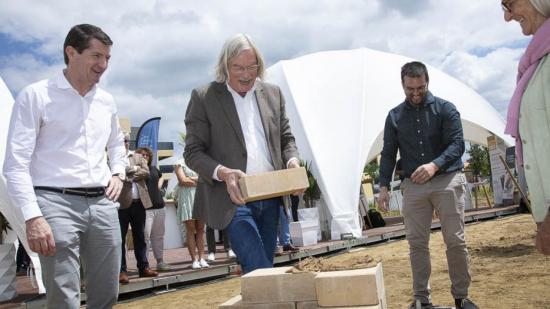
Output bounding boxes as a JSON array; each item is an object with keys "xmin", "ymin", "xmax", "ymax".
[
  {"xmin": 191, "ymin": 260, "xmax": 201, "ymax": 269},
  {"xmin": 156, "ymin": 262, "xmax": 171, "ymax": 271},
  {"xmin": 199, "ymin": 258, "xmax": 210, "ymax": 268},
  {"xmin": 207, "ymin": 252, "xmax": 216, "ymax": 262},
  {"xmin": 227, "ymin": 249, "xmax": 236, "ymax": 258}
]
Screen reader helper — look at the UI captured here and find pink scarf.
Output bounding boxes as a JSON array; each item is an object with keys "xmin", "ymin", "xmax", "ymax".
[{"xmin": 505, "ymin": 18, "xmax": 550, "ymax": 165}]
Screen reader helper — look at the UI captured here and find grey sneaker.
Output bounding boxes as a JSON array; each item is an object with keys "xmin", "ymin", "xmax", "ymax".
[
  {"xmin": 156, "ymin": 262, "xmax": 171, "ymax": 271},
  {"xmin": 455, "ymin": 298, "xmax": 479, "ymax": 309}
]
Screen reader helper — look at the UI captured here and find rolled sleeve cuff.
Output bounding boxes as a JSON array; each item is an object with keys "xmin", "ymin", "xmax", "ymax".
[
  {"xmin": 21, "ymin": 202, "xmax": 43, "ymax": 222},
  {"xmin": 110, "ymin": 164, "xmax": 126, "ymax": 177},
  {"xmin": 213, "ymin": 165, "xmax": 222, "ymax": 182},
  {"xmin": 432, "ymin": 158, "xmax": 445, "ymax": 170},
  {"xmin": 286, "ymin": 157, "xmax": 299, "ymax": 168}
]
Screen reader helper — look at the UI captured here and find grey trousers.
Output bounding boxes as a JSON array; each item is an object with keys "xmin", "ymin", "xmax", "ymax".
[
  {"xmin": 401, "ymin": 172, "xmax": 471, "ymax": 303},
  {"xmin": 36, "ymin": 189, "xmax": 122, "ymax": 309}
]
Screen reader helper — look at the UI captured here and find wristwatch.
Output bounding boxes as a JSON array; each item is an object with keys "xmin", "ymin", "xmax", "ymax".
[{"xmin": 113, "ymin": 173, "xmax": 126, "ymax": 181}]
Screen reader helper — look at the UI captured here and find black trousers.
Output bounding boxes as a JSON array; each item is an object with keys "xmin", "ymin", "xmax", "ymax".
[
  {"xmin": 118, "ymin": 200, "xmax": 148, "ymax": 272},
  {"xmin": 291, "ymin": 195, "xmax": 300, "ymax": 222},
  {"xmin": 206, "ymin": 227, "xmax": 231, "ymax": 253}
]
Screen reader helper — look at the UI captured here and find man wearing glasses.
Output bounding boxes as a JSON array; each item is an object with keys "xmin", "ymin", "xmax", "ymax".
[
  {"xmin": 117, "ymin": 133, "xmax": 158, "ymax": 283},
  {"xmin": 184, "ymin": 34, "xmax": 302, "ymax": 274},
  {"xmin": 378, "ymin": 61, "xmax": 478, "ymax": 309}
]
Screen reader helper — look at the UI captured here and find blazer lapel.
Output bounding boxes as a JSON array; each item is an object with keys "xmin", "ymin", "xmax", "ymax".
[{"xmin": 214, "ymin": 83, "xmax": 246, "ymax": 150}]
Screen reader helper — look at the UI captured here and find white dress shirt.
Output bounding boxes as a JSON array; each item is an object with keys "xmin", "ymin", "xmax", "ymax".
[
  {"xmin": 227, "ymin": 83, "xmax": 275, "ymax": 175},
  {"xmin": 3, "ymin": 71, "xmax": 127, "ymax": 221}
]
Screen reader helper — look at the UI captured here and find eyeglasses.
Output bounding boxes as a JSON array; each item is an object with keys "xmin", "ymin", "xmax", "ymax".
[
  {"xmin": 124, "ymin": 140, "xmax": 130, "ymax": 143},
  {"xmin": 230, "ymin": 64, "xmax": 259, "ymax": 74},
  {"xmin": 501, "ymin": 0, "xmax": 514, "ymax": 12}
]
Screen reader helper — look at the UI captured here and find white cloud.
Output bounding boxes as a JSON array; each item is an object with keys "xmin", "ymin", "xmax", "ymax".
[{"xmin": 0, "ymin": 0, "xmax": 529, "ymax": 143}]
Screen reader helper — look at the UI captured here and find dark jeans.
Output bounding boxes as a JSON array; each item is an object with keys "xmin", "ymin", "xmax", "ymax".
[
  {"xmin": 119, "ymin": 200, "xmax": 149, "ymax": 272},
  {"xmin": 226, "ymin": 198, "xmax": 280, "ymax": 274},
  {"xmin": 206, "ymin": 227, "xmax": 231, "ymax": 253}
]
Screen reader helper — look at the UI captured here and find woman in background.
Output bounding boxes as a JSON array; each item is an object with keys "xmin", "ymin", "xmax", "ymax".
[
  {"xmin": 174, "ymin": 158, "xmax": 209, "ymax": 269},
  {"xmin": 502, "ymin": 0, "xmax": 550, "ymax": 254},
  {"xmin": 135, "ymin": 147, "xmax": 171, "ymax": 270}
]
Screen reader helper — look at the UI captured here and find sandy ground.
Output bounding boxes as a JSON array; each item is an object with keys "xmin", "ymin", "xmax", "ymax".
[{"xmin": 114, "ymin": 214, "xmax": 550, "ymax": 309}]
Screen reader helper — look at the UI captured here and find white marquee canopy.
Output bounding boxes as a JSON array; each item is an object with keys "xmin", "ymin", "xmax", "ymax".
[{"xmin": 266, "ymin": 48, "xmax": 513, "ymax": 238}]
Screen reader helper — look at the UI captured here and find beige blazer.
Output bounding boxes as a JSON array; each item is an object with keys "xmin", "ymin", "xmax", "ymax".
[
  {"xmin": 118, "ymin": 153, "xmax": 153, "ymax": 210},
  {"xmin": 184, "ymin": 81, "xmax": 299, "ymax": 229}
]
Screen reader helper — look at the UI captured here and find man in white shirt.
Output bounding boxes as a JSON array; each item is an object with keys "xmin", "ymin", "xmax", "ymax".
[
  {"xmin": 3, "ymin": 24, "xmax": 126, "ymax": 309},
  {"xmin": 184, "ymin": 34, "xmax": 303, "ymax": 274}
]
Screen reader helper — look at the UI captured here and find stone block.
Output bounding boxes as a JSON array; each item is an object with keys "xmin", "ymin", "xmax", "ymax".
[
  {"xmin": 241, "ymin": 266, "xmax": 317, "ymax": 304},
  {"xmin": 219, "ymin": 295, "xmax": 296, "ymax": 309},
  {"xmin": 239, "ymin": 167, "xmax": 309, "ymax": 202},
  {"xmin": 314, "ymin": 263, "xmax": 386, "ymax": 308}
]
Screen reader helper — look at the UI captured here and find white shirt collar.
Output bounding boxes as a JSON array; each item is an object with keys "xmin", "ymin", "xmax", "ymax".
[{"xmin": 226, "ymin": 80, "xmax": 257, "ymax": 98}]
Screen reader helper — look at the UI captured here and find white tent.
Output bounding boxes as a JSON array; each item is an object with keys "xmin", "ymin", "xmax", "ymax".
[
  {"xmin": 0, "ymin": 76, "xmax": 45, "ymax": 292},
  {"xmin": 266, "ymin": 48, "xmax": 513, "ymax": 239}
]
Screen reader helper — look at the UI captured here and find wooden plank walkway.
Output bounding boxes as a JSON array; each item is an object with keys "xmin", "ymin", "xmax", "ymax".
[{"xmin": 1, "ymin": 205, "xmax": 519, "ymax": 309}]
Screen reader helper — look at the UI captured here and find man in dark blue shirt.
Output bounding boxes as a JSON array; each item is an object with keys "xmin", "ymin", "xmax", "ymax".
[{"xmin": 378, "ymin": 61, "xmax": 478, "ymax": 309}]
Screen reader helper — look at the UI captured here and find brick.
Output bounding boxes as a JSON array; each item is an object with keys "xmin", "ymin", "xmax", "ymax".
[
  {"xmin": 314, "ymin": 263, "xmax": 386, "ymax": 308},
  {"xmin": 219, "ymin": 295, "xmax": 295, "ymax": 309},
  {"xmin": 296, "ymin": 301, "xmax": 382, "ymax": 309},
  {"xmin": 239, "ymin": 167, "xmax": 309, "ymax": 202},
  {"xmin": 241, "ymin": 267, "xmax": 317, "ymax": 304}
]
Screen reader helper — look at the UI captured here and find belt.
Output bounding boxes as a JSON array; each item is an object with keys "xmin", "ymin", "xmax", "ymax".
[{"xmin": 34, "ymin": 186, "xmax": 105, "ymax": 197}]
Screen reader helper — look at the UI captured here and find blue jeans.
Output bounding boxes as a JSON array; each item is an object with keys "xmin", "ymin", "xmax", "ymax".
[
  {"xmin": 225, "ymin": 198, "xmax": 280, "ymax": 274},
  {"xmin": 278, "ymin": 206, "xmax": 291, "ymax": 246}
]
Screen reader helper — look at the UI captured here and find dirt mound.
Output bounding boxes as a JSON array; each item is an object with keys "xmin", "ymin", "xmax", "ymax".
[{"xmin": 290, "ymin": 254, "xmax": 381, "ymax": 272}]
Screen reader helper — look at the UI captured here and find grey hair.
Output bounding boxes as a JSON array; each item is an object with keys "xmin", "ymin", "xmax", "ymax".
[
  {"xmin": 529, "ymin": 0, "xmax": 550, "ymax": 17},
  {"xmin": 215, "ymin": 34, "xmax": 266, "ymax": 83}
]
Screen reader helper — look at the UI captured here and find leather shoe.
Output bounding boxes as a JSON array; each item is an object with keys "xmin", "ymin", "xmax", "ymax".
[
  {"xmin": 282, "ymin": 244, "xmax": 299, "ymax": 252},
  {"xmin": 139, "ymin": 267, "xmax": 158, "ymax": 278},
  {"xmin": 119, "ymin": 272, "xmax": 129, "ymax": 284}
]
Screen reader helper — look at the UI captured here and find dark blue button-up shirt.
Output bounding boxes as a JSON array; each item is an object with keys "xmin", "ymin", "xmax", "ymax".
[{"xmin": 379, "ymin": 91, "xmax": 465, "ymax": 188}]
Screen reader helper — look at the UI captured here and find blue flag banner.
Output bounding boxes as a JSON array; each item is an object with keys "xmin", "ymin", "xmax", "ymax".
[{"xmin": 136, "ymin": 117, "xmax": 161, "ymax": 166}]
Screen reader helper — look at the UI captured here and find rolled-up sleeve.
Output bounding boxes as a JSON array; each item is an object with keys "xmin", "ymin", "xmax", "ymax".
[
  {"xmin": 379, "ymin": 112, "xmax": 398, "ymax": 188},
  {"xmin": 106, "ymin": 109, "xmax": 126, "ymax": 178},
  {"xmin": 432, "ymin": 102, "xmax": 465, "ymax": 169}
]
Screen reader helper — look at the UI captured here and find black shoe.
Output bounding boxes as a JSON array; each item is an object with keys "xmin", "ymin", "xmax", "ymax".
[
  {"xmin": 408, "ymin": 300, "xmax": 433, "ymax": 309},
  {"xmin": 282, "ymin": 244, "xmax": 299, "ymax": 252},
  {"xmin": 455, "ymin": 298, "xmax": 479, "ymax": 309}
]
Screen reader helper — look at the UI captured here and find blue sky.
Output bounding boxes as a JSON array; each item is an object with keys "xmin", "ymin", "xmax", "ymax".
[{"xmin": 0, "ymin": 0, "xmax": 528, "ymax": 154}]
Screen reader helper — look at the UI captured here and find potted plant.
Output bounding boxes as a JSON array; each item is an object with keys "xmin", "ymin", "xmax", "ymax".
[
  {"xmin": 301, "ymin": 160, "xmax": 321, "ymax": 208},
  {"xmin": 0, "ymin": 211, "xmax": 17, "ymax": 301}
]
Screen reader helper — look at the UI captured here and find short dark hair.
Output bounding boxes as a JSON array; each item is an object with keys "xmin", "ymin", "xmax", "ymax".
[
  {"xmin": 63, "ymin": 24, "xmax": 113, "ymax": 65},
  {"xmin": 401, "ymin": 61, "xmax": 429, "ymax": 83},
  {"xmin": 135, "ymin": 147, "xmax": 154, "ymax": 166}
]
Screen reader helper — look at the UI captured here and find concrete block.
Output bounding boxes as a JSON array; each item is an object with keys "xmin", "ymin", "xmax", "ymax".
[
  {"xmin": 314, "ymin": 263, "xmax": 386, "ymax": 308},
  {"xmin": 241, "ymin": 266, "xmax": 317, "ymax": 304},
  {"xmin": 219, "ymin": 295, "xmax": 295, "ymax": 309},
  {"xmin": 290, "ymin": 220, "xmax": 318, "ymax": 246},
  {"xmin": 296, "ymin": 301, "xmax": 382, "ymax": 309},
  {"xmin": 239, "ymin": 167, "xmax": 309, "ymax": 202}
]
